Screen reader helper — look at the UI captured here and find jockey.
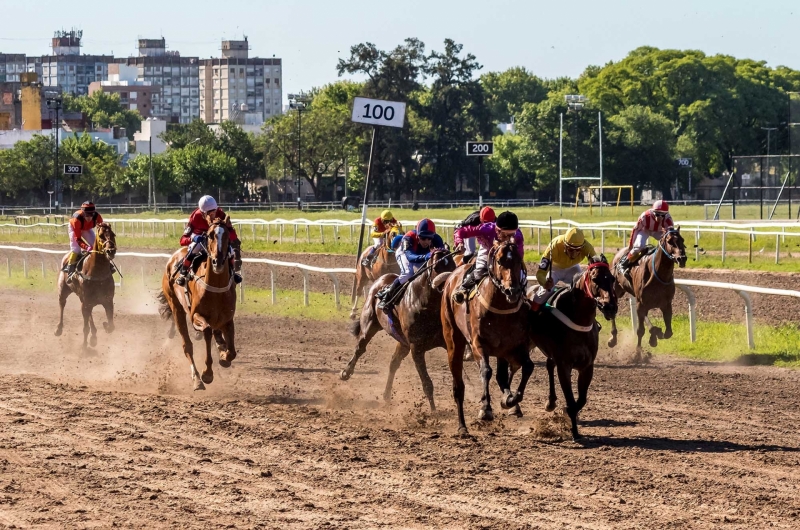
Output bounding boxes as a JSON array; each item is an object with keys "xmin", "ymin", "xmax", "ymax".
[
  {"xmin": 376, "ymin": 218, "xmax": 445, "ymax": 311},
  {"xmin": 175, "ymin": 195, "xmax": 242, "ymax": 286},
  {"xmin": 618, "ymin": 199, "xmax": 674, "ymax": 274},
  {"xmin": 362, "ymin": 210, "xmax": 401, "ymax": 267},
  {"xmin": 452, "ymin": 211, "xmax": 525, "ymax": 304},
  {"xmin": 63, "ymin": 201, "xmax": 104, "ymax": 275},
  {"xmin": 455, "ymin": 206, "xmax": 496, "ymax": 261},
  {"xmin": 531, "ymin": 227, "xmax": 601, "ymax": 310}
]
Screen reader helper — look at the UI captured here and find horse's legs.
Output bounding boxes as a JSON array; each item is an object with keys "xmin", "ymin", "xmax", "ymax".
[
  {"xmin": 506, "ymin": 362, "xmax": 523, "ymax": 417},
  {"xmin": 495, "ymin": 358, "xmax": 511, "ymax": 398},
  {"xmin": 218, "ymin": 320, "xmax": 236, "ymax": 367},
  {"xmin": 545, "ymin": 356, "xmax": 557, "ymax": 412},
  {"xmin": 575, "ymin": 364, "xmax": 594, "ymax": 414},
  {"xmin": 409, "ymin": 345, "xmax": 436, "ymax": 411},
  {"xmin": 382, "ymin": 342, "xmax": 410, "ymax": 401},
  {"xmin": 633, "ymin": 304, "xmax": 648, "ymax": 363},
  {"xmin": 607, "ymin": 317, "xmax": 618, "ymax": 348},
  {"xmin": 555, "ymin": 362, "xmax": 581, "ymax": 440},
  {"xmin": 201, "ymin": 327, "xmax": 214, "ymax": 384},
  {"xmin": 174, "ymin": 308, "xmax": 204, "ymax": 391},
  {"xmin": 504, "ymin": 347, "xmax": 534, "ymax": 409},
  {"xmin": 81, "ymin": 304, "xmax": 92, "ymax": 349},
  {"xmin": 102, "ymin": 299, "xmax": 114, "ymax": 334},
  {"xmin": 475, "ymin": 343, "xmax": 493, "ymax": 421},
  {"xmin": 55, "ymin": 286, "xmax": 70, "ymax": 336},
  {"xmin": 340, "ymin": 318, "xmax": 381, "ymax": 381},
  {"xmin": 661, "ymin": 302, "xmax": 674, "ymax": 340},
  {"xmin": 446, "ymin": 334, "xmax": 468, "ymax": 435},
  {"xmin": 213, "ymin": 329, "xmax": 227, "ymax": 353}
]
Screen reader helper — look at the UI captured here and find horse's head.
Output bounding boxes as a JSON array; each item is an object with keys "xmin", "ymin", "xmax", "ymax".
[
  {"xmin": 95, "ymin": 223, "xmax": 117, "ymax": 260},
  {"xmin": 583, "ymin": 256, "xmax": 618, "ymax": 320},
  {"xmin": 429, "ymin": 248, "xmax": 456, "ymax": 276},
  {"xmin": 489, "ymin": 238, "xmax": 523, "ymax": 303},
  {"xmin": 206, "ymin": 215, "xmax": 231, "ymax": 275},
  {"xmin": 662, "ymin": 226, "xmax": 687, "ymax": 268}
]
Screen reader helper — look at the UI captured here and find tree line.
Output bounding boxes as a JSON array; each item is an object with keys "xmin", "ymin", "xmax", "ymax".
[{"xmin": 2, "ymin": 41, "xmax": 799, "ymax": 205}]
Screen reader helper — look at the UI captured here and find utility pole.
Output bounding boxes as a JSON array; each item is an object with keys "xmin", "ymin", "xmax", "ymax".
[
  {"xmin": 46, "ymin": 94, "xmax": 63, "ymax": 211},
  {"xmin": 288, "ymin": 93, "xmax": 310, "ymax": 209},
  {"xmin": 760, "ymin": 127, "xmax": 778, "ymax": 219}
]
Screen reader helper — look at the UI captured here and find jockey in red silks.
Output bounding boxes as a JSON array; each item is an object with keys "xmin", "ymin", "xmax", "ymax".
[
  {"xmin": 376, "ymin": 218, "xmax": 445, "ymax": 312},
  {"xmin": 63, "ymin": 201, "xmax": 105, "ymax": 275},
  {"xmin": 451, "ymin": 210, "xmax": 525, "ymax": 303},
  {"xmin": 618, "ymin": 199, "xmax": 675, "ymax": 274},
  {"xmin": 175, "ymin": 195, "xmax": 242, "ymax": 286}
]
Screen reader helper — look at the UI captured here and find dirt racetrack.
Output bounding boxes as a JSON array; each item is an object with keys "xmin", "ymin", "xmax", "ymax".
[{"xmin": 1, "ymin": 288, "xmax": 800, "ymax": 528}]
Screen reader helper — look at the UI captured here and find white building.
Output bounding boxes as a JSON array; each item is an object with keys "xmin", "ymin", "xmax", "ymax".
[{"xmin": 132, "ymin": 117, "xmax": 167, "ymax": 156}]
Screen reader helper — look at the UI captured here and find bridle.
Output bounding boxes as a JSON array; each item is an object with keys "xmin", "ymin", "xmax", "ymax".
[
  {"xmin": 488, "ymin": 242, "xmax": 523, "ymax": 302},
  {"xmin": 650, "ymin": 229, "xmax": 685, "ymax": 285},
  {"xmin": 581, "ymin": 261, "xmax": 617, "ymax": 316}
]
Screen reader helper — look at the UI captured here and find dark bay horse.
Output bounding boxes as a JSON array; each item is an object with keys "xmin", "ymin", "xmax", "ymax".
[
  {"xmin": 610, "ymin": 227, "xmax": 687, "ymax": 362},
  {"xmin": 350, "ymin": 239, "xmax": 401, "ymax": 319},
  {"xmin": 158, "ymin": 216, "xmax": 237, "ymax": 391},
  {"xmin": 341, "ymin": 248, "xmax": 456, "ymax": 410},
  {"xmin": 527, "ymin": 259, "xmax": 618, "ymax": 440},
  {"xmin": 441, "ymin": 240, "xmax": 532, "ymax": 436},
  {"xmin": 55, "ymin": 223, "xmax": 117, "ymax": 349}
]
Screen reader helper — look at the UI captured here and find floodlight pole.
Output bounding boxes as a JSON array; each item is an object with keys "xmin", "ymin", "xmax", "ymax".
[
  {"xmin": 598, "ymin": 111, "xmax": 603, "ymax": 216},
  {"xmin": 558, "ymin": 113, "xmax": 563, "ymax": 216},
  {"xmin": 760, "ymin": 127, "xmax": 777, "ymax": 219}
]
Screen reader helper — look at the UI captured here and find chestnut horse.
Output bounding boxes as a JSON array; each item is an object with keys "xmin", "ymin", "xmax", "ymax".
[
  {"xmin": 441, "ymin": 240, "xmax": 532, "ymax": 436},
  {"xmin": 55, "ymin": 223, "xmax": 117, "ymax": 349},
  {"xmin": 350, "ymin": 236, "xmax": 401, "ymax": 319},
  {"xmin": 158, "ymin": 216, "xmax": 237, "ymax": 391},
  {"xmin": 609, "ymin": 227, "xmax": 687, "ymax": 363},
  {"xmin": 526, "ymin": 259, "xmax": 618, "ymax": 440},
  {"xmin": 340, "ymin": 248, "xmax": 456, "ymax": 410}
]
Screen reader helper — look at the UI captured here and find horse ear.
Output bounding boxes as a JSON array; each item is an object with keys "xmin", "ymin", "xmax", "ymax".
[
  {"xmin": 675, "ymin": 224, "xmax": 681, "ymax": 233},
  {"xmin": 600, "ymin": 253, "xmax": 608, "ymax": 264}
]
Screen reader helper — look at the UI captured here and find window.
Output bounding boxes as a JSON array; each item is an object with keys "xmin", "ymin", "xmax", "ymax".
[
  {"xmin": 129, "ymin": 103, "xmax": 137, "ymax": 111},
  {"xmin": 130, "ymin": 91, "xmax": 137, "ymax": 99}
]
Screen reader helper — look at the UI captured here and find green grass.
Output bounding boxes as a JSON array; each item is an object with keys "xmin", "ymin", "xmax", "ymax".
[{"xmin": 605, "ymin": 315, "xmax": 800, "ymax": 367}]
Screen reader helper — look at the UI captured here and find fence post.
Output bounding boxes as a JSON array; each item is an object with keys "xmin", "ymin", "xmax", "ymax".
[
  {"xmin": 41, "ymin": 260, "xmax": 45, "ymax": 279},
  {"xmin": 279, "ymin": 224, "xmax": 283, "ymax": 244},
  {"xmin": 239, "ymin": 279, "xmax": 245, "ymax": 304},
  {"xmin": 293, "ymin": 223, "xmax": 297, "ymax": 244},
  {"xmin": 721, "ymin": 229, "xmax": 726, "ymax": 263},
  {"xmin": 537, "ymin": 227, "xmax": 541, "ymax": 254},
  {"xmin": 267, "ymin": 223, "xmax": 271, "ymax": 241},
  {"xmin": 334, "ymin": 225, "xmax": 339, "ymax": 242},
  {"xmin": 736, "ymin": 290, "xmax": 755, "ymax": 350},
  {"xmin": 695, "ymin": 230, "xmax": 699, "ymax": 261},
  {"xmin": 302, "ymin": 269, "xmax": 309, "ymax": 307},
  {"xmin": 328, "ymin": 272, "xmax": 341, "ymax": 310},
  {"xmin": 320, "ymin": 225, "xmax": 324, "ymax": 244},
  {"xmin": 23, "ymin": 256, "xmax": 27, "ymax": 278},
  {"xmin": 269, "ymin": 265, "xmax": 276, "ymax": 305},
  {"xmin": 775, "ymin": 234, "xmax": 780, "ymax": 264},
  {"xmin": 748, "ymin": 229, "xmax": 753, "ymax": 264},
  {"xmin": 306, "ymin": 224, "xmax": 310, "ymax": 244},
  {"xmin": 251, "ymin": 224, "xmax": 255, "ymax": 242},
  {"xmin": 676, "ymin": 284, "xmax": 696, "ymax": 343},
  {"xmin": 601, "ymin": 230, "xmax": 605, "ymax": 255}
]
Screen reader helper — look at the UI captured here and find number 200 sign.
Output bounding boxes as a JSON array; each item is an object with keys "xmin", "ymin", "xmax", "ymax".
[
  {"xmin": 466, "ymin": 141, "xmax": 493, "ymax": 156},
  {"xmin": 351, "ymin": 97, "xmax": 406, "ymax": 128}
]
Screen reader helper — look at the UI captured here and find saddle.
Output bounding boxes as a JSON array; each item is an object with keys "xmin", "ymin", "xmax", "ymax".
[{"xmin": 541, "ymin": 285, "xmax": 597, "ymax": 333}]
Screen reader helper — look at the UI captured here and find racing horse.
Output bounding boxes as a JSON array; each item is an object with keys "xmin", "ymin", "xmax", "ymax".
[
  {"xmin": 526, "ymin": 258, "xmax": 618, "ymax": 440},
  {"xmin": 158, "ymin": 216, "xmax": 237, "ymax": 391},
  {"xmin": 609, "ymin": 227, "xmax": 687, "ymax": 363},
  {"xmin": 441, "ymin": 239, "xmax": 532, "ymax": 436},
  {"xmin": 55, "ymin": 222, "xmax": 117, "ymax": 349},
  {"xmin": 350, "ymin": 227, "xmax": 402, "ymax": 319},
  {"xmin": 340, "ymin": 248, "xmax": 456, "ymax": 410}
]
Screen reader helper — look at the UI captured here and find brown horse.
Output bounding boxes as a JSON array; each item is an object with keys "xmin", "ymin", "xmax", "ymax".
[
  {"xmin": 340, "ymin": 248, "xmax": 456, "ymax": 410},
  {"xmin": 527, "ymin": 259, "xmax": 618, "ymax": 440},
  {"xmin": 158, "ymin": 216, "xmax": 237, "ymax": 391},
  {"xmin": 609, "ymin": 227, "xmax": 687, "ymax": 362},
  {"xmin": 350, "ymin": 242, "xmax": 401, "ymax": 319},
  {"xmin": 441, "ymin": 240, "xmax": 532, "ymax": 436},
  {"xmin": 55, "ymin": 223, "xmax": 117, "ymax": 349}
]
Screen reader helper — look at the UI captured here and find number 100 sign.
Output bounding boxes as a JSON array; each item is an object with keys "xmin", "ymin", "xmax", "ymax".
[{"xmin": 351, "ymin": 97, "xmax": 406, "ymax": 128}]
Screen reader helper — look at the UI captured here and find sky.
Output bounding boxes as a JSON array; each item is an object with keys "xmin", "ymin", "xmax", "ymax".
[{"xmin": 2, "ymin": 0, "xmax": 798, "ymax": 103}]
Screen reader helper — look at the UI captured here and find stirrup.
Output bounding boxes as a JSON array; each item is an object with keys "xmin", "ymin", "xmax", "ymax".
[
  {"xmin": 452, "ymin": 289, "xmax": 467, "ymax": 304},
  {"xmin": 175, "ymin": 274, "xmax": 187, "ymax": 286},
  {"xmin": 233, "ymin": 273, "xmax": 243, "ymax": 284}
]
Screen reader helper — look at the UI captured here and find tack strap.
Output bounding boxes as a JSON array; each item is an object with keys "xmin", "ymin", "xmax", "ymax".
[
  {"xmin": 193, "ymin": 275, "xmax": 234, "ymax": 293},
  {"xmin": 476, "ymin": 289, "xmax": 524, "ymax": 315},
  {"xmin": 547, "ymin": 306, "xmax": 594, "ymax": 333}
]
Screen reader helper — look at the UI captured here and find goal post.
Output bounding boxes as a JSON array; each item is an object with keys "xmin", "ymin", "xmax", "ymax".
[{"xmin": 574, "ymin": 185, "xmax": 634, "ymax": 216}]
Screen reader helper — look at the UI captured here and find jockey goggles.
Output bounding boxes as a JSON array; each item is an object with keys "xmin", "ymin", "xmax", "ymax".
[
  {"xmin": 418, "ymin": 235, "xmax": 432, "ymax": 241},
  {"xmin": 565, "ymin": 242, "xmax": 583, "ymax": 251}
]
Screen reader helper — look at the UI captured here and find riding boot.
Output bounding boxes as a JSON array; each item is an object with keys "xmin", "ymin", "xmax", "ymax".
[
  {"xmin": 376, "ymin": 279, "xmax": 402, "ymax": 311},
  {"xmin": 616, "ymin": 255, "xmax": 630, "ymax": 275},
  {"xmin": 232, "ymin": 245, "xmax": 243, "ymax": 284},
  {"xmin": 452, "ymin": 272, "xmax": 476, "ymax": 304},
  {"xmin": 65, "ymin": 263, "xmax": 77, "ymax": 276},
  {"xmin": 361, "ymin": 248, "xmax": 375, "ymax": 268},
  {"xmin": 175, "ymin": 259, "xmax": 191, "ymax": 286}
]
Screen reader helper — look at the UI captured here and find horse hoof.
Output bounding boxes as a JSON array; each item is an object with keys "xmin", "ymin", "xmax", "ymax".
[
  {"xmin": 654, "ymin": 327, "xmax": 664, "ymax": 339},
  {"xmin": 457, "ymin": 427, "xmax": 470, "ymax": 438},
  {"xmin": 339, "ymin": 369, "xmax": 352, "ymax": 381},
  {"xmin": 192, "ymin": 330, "xmax": 203, "ymax": 341},
  {"xmin": 572, "ymin": 433, "xmax": 583, "ymax": 442},
  {"xmin": 201, "ymin": 372, "xmax": 214, "ymax": 384},
  {"xmin": 89, "ymin": 336, "xmax": 97, "ymax": 347},
  {"xmin": 54, "ymin": 327, "xmax": 63, "ymax": 337},
  {"xmin": 193, "ymin": 380, "xmax": 206, "ymax": 391},
  {"xmin": 218, "ymin": 359, "xmax": 231, "ymax": 369},
  {"xmin": 103, "ymin": 322, "xmax": 114, "ymax": 334},
  {"xmin": 607, "ymin": 337, "xmax": 617, "ymax": 348},
  {"xmin": 648, "ymin": 334, "xmax": 658, "ymax": 348},
  {"xmin": 508, "ymin": 405, "xmax": 523, "ymax": 417},
  {"xmin": 478, "ymin": 408, "xmax": 494, "ymax": 421},
  {"xmin": 545, "ymin": 401, "xmax": 556, "ymax": 412},
  {"xmin": 664, "ymin": 330, "xmax": 673, "ymax": 339}
]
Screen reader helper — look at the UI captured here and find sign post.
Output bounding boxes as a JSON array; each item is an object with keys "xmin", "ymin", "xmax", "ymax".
[
  {"xmin": 675, "ymin": 158, "xmax": 692, "ymax": 200},
  {"xmin": 63, "ymin": 164, "xmax": 82, "ymax": 209},
  {"xmin": 466, "ymin": 141, "xmax": 493, "ymax": 207},
  {"xmin": 350, "ymin": 97, "xmax": 407, "ymax": 303}
]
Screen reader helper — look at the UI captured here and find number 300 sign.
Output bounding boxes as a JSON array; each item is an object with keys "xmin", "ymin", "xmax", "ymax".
[{"xmin": 351, "ymin": 97, "xmax": 406, "ymax": 128}]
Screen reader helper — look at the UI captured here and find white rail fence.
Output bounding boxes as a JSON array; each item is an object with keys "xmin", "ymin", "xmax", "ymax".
[
  {"xmin": 3, "ymin": 245, "xmax": 800, "ymax": 350},
  {"xmin": 4, "ymin": 216, "xmax": 800, "ymax": 264}
]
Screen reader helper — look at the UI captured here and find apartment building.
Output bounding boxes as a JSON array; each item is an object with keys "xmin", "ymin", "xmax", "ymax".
[
  {"xmin": 199, "ymin": 37, "xmax": 282, "ymax": 124},
  {"xmin": 88, "ymin": 64, "xmax": 161, "ymax": 118},
  {"xmin": 115, "ymin": 38, "xmax": 200, "ymax": 123},
  {"xmin": 0, "ymin": 53, "xmax": 29, "ymax": 83},
  {"xmin": 35, "ymin": 30, "xmax": 113, "ymax": 95}
]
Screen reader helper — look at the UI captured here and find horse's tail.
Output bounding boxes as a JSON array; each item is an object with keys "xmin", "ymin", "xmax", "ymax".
[
  {"xmin": 349, "ymin": 318, "xmax": 361, "ymax": 338},
  {"xmin": 156, "ymin": 290, "xmax": 172, "ymax": 321}
]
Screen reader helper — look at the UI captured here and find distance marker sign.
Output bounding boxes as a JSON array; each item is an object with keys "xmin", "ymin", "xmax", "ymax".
[
  {"xmin": 466, "ymin": 141, "xmax": 493, "ymax": 156},
  {"xmin": 351, "ymin": 97, "xmax": 406, "ymax": 128},
  {"xmin": 63, "ymin": 164, "xmax": 83, "ymax": 175}
]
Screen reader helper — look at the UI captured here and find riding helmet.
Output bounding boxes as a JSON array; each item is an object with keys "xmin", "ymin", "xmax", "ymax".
[
  {"xmin": 495, "ymin": 211, "xmax": 518, "ymax": 231},
  {"xmin": 81, "ymin": 201, "xmax": 95, "ymax": 213},
  {"xmin": 653, "ymin": 199, "xmax": 669, "ymax": 213},
  {"xmin": 416, "ymin": 218, "xmax": 436, "ymax": 238},
  {"xmin": 565, "ymin": 227, "xmax": 585, "ymax": 250},
  {"xmin": 198, "ymin": 195, "xmax": 218, "ymax": 213},
  {"xmin": 479, "ymin": 206, "xmax": 496, "ymax": 223},
  {"xmin": 381, "ymin": 210, "xmax": 394, "ymax": 221}
]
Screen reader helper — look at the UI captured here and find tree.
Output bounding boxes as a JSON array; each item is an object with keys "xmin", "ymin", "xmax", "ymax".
[
  {"xmin": 481, "ymin": 67, "xmax": 548, "ymax": 124},
  {"xmin": 0, "ymin": 134, "xmax": 56, "ymax": 204},
  {"xmin": 486, "ymin": 133, "xmax": 537, "ymax": 194},
  {"xmin": 60, "ymin": 133, "xmax": 122, "ymax": 201},
  {"xmin": 159, "ymin": 118, "xmax": 216, "ymax": 150},
  {"xmin": 214, "ymin": 121, "xmax": 261, "ymax": 198},
  {"xmin": 170, "ymin": 144, "xmax": 237, "ymax": 195},
  {"xmin": 63, "ymin": 91, "xmax": 142, "ymax": 139},
  {"xmin": 114, "ymin": 151, "xmax": 175, "ymax": 198}
]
